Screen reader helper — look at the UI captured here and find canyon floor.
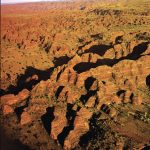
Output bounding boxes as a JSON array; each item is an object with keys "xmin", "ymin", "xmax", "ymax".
[{"xmin": 0, "ymin": 0, "xmax": 150, "ymax": 150}]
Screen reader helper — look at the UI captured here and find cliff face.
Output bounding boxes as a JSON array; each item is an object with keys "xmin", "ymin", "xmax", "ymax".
[{"xmin": 1, "ymin": 0, "xmax": 150, "ymax": 150}]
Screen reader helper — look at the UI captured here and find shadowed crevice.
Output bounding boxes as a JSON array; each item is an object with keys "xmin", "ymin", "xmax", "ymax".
[
  {"xmin": 79, "ymin": 113, "xmax": 107, "ymax": 148},
  {"xmin": 43, "ymin": 42, "xmax": 52, "ymax": 53},
  {"xmin": 142, "ymin": 146, "xmax": 150, "ymax": 150},
  {"xmin": 146, "ymin": 74, "xmax": 150, "ymax": 88},
  {"xmin": 56, "ymin": 68, "xmax": 65, "ymax": 81},
  {"xmin": 117, "ymin": 90, "xmax": 126, "ymax": 97},
  {"xmin": 57, "ymin": 104, "xmax": 76, "ymax": 147},
  {"xmin": 127, "ymin": 42, "xmax": 149, "ymax": 60},
  {"xmin": 80, "ymin": 44, "xmax": 112, "ymax": 56},
  {"xmin": 101, "ymin": 104, "xmax": 110, "ymax": 114},
  {"xmin": 85, "ymin": 77, "xmax": 96, "ymax": 91},
  {"xmin": 15, "ymin": 106, "xmax": 27, "ymax": 121},
  {"xmin": 73, "ymin": 62, "xmax": 96, "ymax": 73},
  {"xmin": 115, "ymin": 35, "xmax": 123, "ymax": 44},
  {"xmin": 73, "ymin": 42, "xmax": 149, "ymax": 73},
  {"xmin": 55, "ymin": 86, "xmax": 65, "ymax": 99},
  {"xmin": 14, "ymin": 97, "xmax": 30, "ymax": 121},
  {"xmin": 91, "ymin": 33, "xmax": 103, "ymax": 40},
  {"xmin": 41, "ymin": 107, "xmax": 54, "ymax": 135},
  {"xmin": 53, "ymin": 56, "xmax": 72, "ymax": 67},
  {"xmin": 1, "ymin": 66, "xmax": 54, "ymax": 96},
  {"xmin": 80, "ymin": 90, "xmax": 97, "ymax": 105}
]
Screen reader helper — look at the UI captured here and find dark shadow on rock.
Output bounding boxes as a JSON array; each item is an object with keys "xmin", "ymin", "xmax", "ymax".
[
  {"xmin": 81, "ymin": 44, "xmax": 112, "ymax": 56},
  {"xmin": 56, "ymin": 67, "xmax": 65, "ymax": 81},
  {"xmin": 55, "ymin": 86, "xmax": 65, "ymax": 99},
  {"xmin": 135, "ymin": 32, "xmax": 150, "ymax": 41},
  {"xmin": 57, "ymin": 104, "xmax": 76, "ymax": 147},
  {"xmin": 127, "ymin": 42, "xmax": 149, "ymax": 60},
  {"xmin": 117, "ymin": 90, "xmax": 126, "ymax": 97},
  {"xmin": 141, "ymin": 146, "xmax": 150, "ymax": 150},
  {"xmin": 15, "ymin": 106, "xmax": 27, "ymax": 121},
  {"xmin": 85, "ymin": 77, "xmax": 96, "ymax": 91},
  {"xmin": 101, "ymin": 104, "xmax": 110, "ymax": 114},
  {"xmin": 1, "ymin": 54, "xmax": 74, "ymax": 96},
  {"xmin": 1, "ymin": 66, "xmax": 54, "ymax": 95},
  {"xmin": 73, "ymin": 62, "xmax": 96, "ymax": 73},
  {"xmin": 14, "ymin": 97, "xmax": 30, "ymax": 121},
  {"xmin": 91, "ymin": 33, "xmax": 103, "ymax": 40},
  {"xmin": 115, "ymin": 35, "xmax": 123, "ymax": 44},
  {"xmin": 73, "ymin": 42, "xmax": 149, "ymax": 73},
  {"xmin": 53, "ymin": 56, "xmax": 72, "ymax": 67},
  {"xmin": 43, "ymin": 42, "xmax": 52, "ymax": 53},
  {"xmin": 0, "ymin": 89, "xmax": 6, "ymax": 96},
  {"xmin": 73, "ymin": 59, "xmax": 116, "ymax": 73},
  {"xmin": 79, "ymin": 113, "xmax": 107, "ymax": 148},
  {"xmin": 41, "ymin": 107, "xmax": 54, "ymax": 135},
  {"xmin": 146, "ymin": 74, "xmax": 150, "ymax": 88},
  {"xmin": 80, "ymin": 90, "xmax": 97, "ymax": 105}
]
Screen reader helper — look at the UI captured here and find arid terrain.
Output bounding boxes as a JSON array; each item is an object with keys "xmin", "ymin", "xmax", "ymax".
[{"xmin": 0, "ymin": 0, "xmax": 150, "ymax": 149}]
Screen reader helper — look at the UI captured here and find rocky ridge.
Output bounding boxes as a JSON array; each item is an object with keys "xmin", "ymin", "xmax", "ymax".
[{"xmin": 1, "ymin": 31, "xmax": 150, "ymax": 149}]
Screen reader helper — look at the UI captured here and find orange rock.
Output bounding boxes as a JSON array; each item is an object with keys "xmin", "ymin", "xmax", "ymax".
[
  {"xmin": 90, "ymin": 80, "xmax": 98, "ymax": 91},
  {"xmin": 17, "ymin": 89, "xmax": 30, "ymax": 100},
  {"xmin": 124, "ymin": 79, "xmax": 136, "ymax": 91},
  {"xmin": 92, "ymin": 66, "xmax": 112, "ymax": 80},
  {"xmin": 110, "ymin": 31, "xmax": 124, "ymax": 44},
  {"xmin": 64, "ymin": 108, "xmax": 93, "ymax": 149},
  {"xmin": 68, "ymin": 71, "xmax": 78, "ymax": 85},
  {"xmin": 51, "ymin": 106, "xmax": 67, "ymax": 140},
  {"xmin": 25, "ymin": 77, "xmax": 32, "ymax": 83},
  {"xmin": 123, "ymin": 90, "xmax": 132, "ymax": 103},
  {"xmin": 3, "ymin": 105, "xmax": 14, "ymax": 115},
  {"xmin": 114, "ymin": 44, "xmax": 123, "ymax": 59},
  {"xmin": 1, "ymin": 90, "xmax": 29, "ymax": 107},
  {"xmin": 129, "ymin": 40, "xmax": 138, "ymax": 52},
  {"xmin": 90, "ymin": 53, "xmax": 99, "ymax": 63},
  {"xmin": 76, "ymin": 73, "xmax": 91, "ymax": 88},
  {"xmin": 66, "ymin": 89, "xmax": 81, "ymax": 104},
  {"xmin": 56, "ymin": 68, "xmax": 69, "ymax": 84},
  {"xmin": 114, "ymin": 44, "xmax": 122, "ymax": 51},
  {"xmin": 81, "ymin": 53, "xmax": 91, "ymax": 62},
  {"xmin": 120, "ymin": 92, "xmax": 125, "ymax": 101},
  {"xmin": 143, "ymin": 43, "xmax": 150, "ymax": 55},
  {"xmin": 64, "ymin": 118, "xmax": 89, "ymax": 150},
  {"xmin": 132, "ymin": 94, "xmax": 142, "ymax": 105},
  {"xmin": 20, "ymin": 111, "xmax": 32, "ymax": 125},
  {"xmin": 85, "ymin": 96, "xmax": 96, "ymax": 108},
  {"xmin": 1, "ymin": 94, "xmax": 20, "ymax": 106},
  {"xmin": 116, "ymin": 141, "xmax": 124, "ymax": 150},
  {"xmin": 109, "ymin": 108, "xmax": 117, "ymax": 118},
  {"xmin": 111, "ymin": 95, "xmax": 122, "ymax": 104},
  {"xmin": 103, "ymin": 48, "xmax": 115, "ymax": 59}
]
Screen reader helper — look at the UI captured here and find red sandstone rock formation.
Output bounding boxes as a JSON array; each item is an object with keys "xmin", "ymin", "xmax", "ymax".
[{"xmin": 1, "ymin": 1, "xmax": 150, "ymax": 149}]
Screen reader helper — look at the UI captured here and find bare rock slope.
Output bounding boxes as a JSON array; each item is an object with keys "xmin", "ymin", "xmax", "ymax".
[
  {"xmin": 1, "ymin": 0, "xmax": 150, "ymax": 150},
  {"xmin": 1, "ymin": 31, "xmax": 150, "ymax": 149}
]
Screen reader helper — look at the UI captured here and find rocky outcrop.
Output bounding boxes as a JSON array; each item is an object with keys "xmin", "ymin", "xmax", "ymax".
[
  {"xmin": 51, "ymin": 105, "xmax": 67, "ymax": 140},
  {"xmin": 1, "ymin": 89, "xmax": 30, "ymax": 107},
  {"xmin": 20, "ymin": 111, "xmax": 32, "ymax": 125},
  {"xmin": 2, "ymin": 105, "xmax": 14, "ymax": 116},
  {"xmin": 64, "ymin": 107, "xmax": 93, "ymax": 150},
  {"xmin": 1, "ymin": 31, "xmax": 150, "ymax": 150}
]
